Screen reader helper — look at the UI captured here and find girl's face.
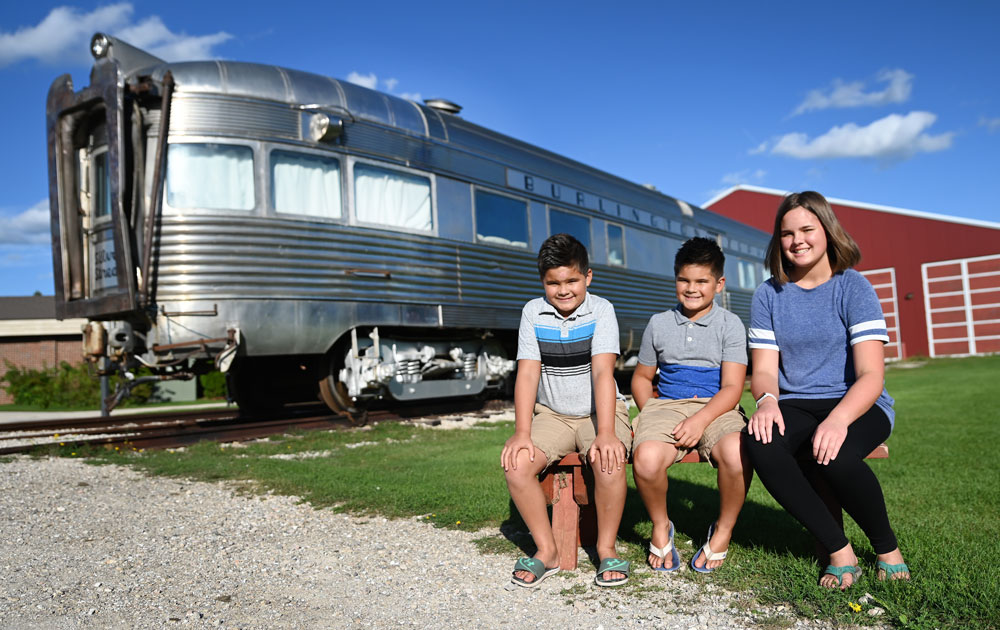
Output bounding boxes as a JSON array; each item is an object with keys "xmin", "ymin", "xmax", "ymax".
[{"xmin": 780, "ymin": 206, "xmax": 828, "ymax": 273}]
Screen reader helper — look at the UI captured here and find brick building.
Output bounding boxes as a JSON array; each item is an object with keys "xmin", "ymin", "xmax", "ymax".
[
  {"xmin": 705, "ymin": 185, "xmax": 1000, "ymax": 359},
  {"xmin": 0, "ymin": 296, "xmax": 87, "ymax": 404}
]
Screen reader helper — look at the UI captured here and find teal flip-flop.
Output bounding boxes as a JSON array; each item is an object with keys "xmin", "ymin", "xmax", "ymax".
[
  {"xmin": 511, "ymin": 557, "xmax": 560, "ymax": 589},
  {"xmin": 877, "ymin": 560, "xmax": 910, "ymax": 581},
  {"xmin": 595, "ymin": 557, "xmax": 630, "ymax": 587},
  {"xmin": 822, "ymin": 564, "xmax": 862, "ymax": 589}
]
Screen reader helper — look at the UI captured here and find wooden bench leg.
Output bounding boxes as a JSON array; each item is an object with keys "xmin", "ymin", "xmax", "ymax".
[{"xmin": 551, "ymin": 470, "xmax": 580, "ymax": 571}]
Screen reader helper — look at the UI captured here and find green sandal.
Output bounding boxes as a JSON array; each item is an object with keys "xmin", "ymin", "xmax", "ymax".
[
  {"xmin": 822, "ymin": 564, "xmax": 862, "ymax": 589},
  {"xmin": 594, "ymin": 557, "xmax": 630, "ymax": 587},
  {"xmin": 877, "ymin": 560, "xmax": 911, "ymax": 581},
  {"xmin": 511, "ymin": 557, "xmax": 560, "ymax": 589}
]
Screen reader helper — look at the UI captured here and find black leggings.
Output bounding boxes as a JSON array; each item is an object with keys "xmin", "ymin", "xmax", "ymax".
[{"xmin": 746, "ymin": 398, "xmax": 898, "ymax": 554}]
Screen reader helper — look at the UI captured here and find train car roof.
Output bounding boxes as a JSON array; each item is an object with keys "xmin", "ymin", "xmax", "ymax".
[{"xmin": 99, "ymin": 39, "xmax": 765, "ymax": 245}]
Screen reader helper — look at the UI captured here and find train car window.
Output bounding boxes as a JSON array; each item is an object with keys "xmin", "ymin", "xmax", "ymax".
[
  {"xmin": 474, "ymin": 189, "xmax": 528, "ymax": 248},
  {"xmin": 354, "ymin": 163, "xmax": 432, "ymax": 231},
  {"xmin": 549, "ymin": 208, "xmax": 590, "ymax": 250},
  {"xmin": 271, "ymin": 150, "xmax": 342, "ymax": 219},
  {"xmin": 166, "ymin": 143, "xmax": 255, "ymax": 210},
  {"xmin": 738, "ymin": 259, "xmax": 758, "ymax": 289},
  {"xmin": 607, "ymin": 223, "xmax": 625, "ymax": 266}
]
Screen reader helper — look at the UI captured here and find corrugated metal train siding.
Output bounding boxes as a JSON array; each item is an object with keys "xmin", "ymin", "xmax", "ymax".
[
  {"xmin": 168, "ymin": 95, "xmax": 300, "ymax": 139},
  {"xmin": 154, "ymin": 217, "xmax": 537, "ymax": 309},
  {"xmin": 153, "ymin": 216, "xmax": 752, "ymax": 335}
]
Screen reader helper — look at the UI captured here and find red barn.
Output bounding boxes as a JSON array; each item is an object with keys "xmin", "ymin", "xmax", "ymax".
[{"xmin": 705, "ymin": 185, "xmax": 1000, "ymax": 359}]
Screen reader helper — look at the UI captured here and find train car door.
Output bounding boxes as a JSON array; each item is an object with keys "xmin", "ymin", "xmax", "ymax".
[{"xmin": 47, "ymin": 66, "xmax": 138, "ymax": 319}]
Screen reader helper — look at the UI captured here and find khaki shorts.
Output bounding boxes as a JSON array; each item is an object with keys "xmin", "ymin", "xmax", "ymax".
[
  {"xmin": 632, "ymin": 398, "xmax": 746, "ymax": 466},
  {"xmin": 530, "ymin": 400, "xmax": 633, "ymax": 468}
]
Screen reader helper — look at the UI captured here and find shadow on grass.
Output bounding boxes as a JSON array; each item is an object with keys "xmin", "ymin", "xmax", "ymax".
[{"xmin": 498, "ymin": 472, "xmax": 819, "ymax": 565}]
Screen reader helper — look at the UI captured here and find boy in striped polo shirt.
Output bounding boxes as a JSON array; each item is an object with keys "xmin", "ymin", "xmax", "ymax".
[{"xmin": 501, "ymin": 233, "xmax": 633, "ymax": 588}]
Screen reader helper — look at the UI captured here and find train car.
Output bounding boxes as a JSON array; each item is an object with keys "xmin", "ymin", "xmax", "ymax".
[{"xmin": 46, "ymin": 33, "xmax": 769, "ymax": 413}]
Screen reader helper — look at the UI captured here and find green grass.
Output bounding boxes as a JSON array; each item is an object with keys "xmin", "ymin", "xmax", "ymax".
[{"xmin": 38, "ymin": 355, "xmax": 1000, "ymax": 630}]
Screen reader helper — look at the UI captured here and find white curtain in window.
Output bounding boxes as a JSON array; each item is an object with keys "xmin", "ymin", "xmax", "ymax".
[
  {"xmin": 167, "ymin": 144, "xmax": 254, "ymax": 210},
  {"xmin": 354, "ymin": 165, "xmax": 431, "ymax": 231},
  {"xmin": 272, "ymin": 152, "xmax": 341, "ymax": 218}
]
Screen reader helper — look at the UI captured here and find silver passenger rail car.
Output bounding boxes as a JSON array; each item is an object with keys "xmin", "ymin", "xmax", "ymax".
[{"xmin": 46, "ymin": 33, "xmax": 769, "ymax": 413}]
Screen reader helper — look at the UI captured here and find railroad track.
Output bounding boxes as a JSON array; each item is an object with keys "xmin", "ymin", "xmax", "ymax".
[{"xmin": 0, "ymin": 399, "xmax": 512, "ymax": 455}]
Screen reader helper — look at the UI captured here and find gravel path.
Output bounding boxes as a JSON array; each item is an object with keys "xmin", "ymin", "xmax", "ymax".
[{"xmin": 1, "ymin": 456, "xmax": 869, "ymax": 629}]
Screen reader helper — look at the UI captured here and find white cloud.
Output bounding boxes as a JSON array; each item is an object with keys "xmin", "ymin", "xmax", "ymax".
[
  {"xmin": 747, "ymin": 141, "xmax": 768, "ymax": 155},
  {"xmin": 346, "ymin": 71, "xmax": 421, "ymax": 102},
  {"xmin": 707, "ymin": 169, "xmax": 767, "ymax": 200},
  {"xmin": 0, "ymin": 200, "xmax": 51, "ymax": 245},
  {"xmin": 721, "ymin": 169, "xmax": 767, "ymax": 186},
  {"xmin": 792, "ymin": 69, "xmax": 913, "ymax": 116},
  {"xmin": 0, "ymin": 3, "xmax": 230, "ymax": 67},
  {"xmin": 118, "ymin": 16, "xmax": 231, "ymax": 61},
  {"xmin": 346, "ymin": 71, "xmax": 377, "ymax": 89},
  {"xmin": 980, "ymin": 116, "xmax": 1000, "ymax": 133},
  {"xmin": 770, "ymin": 111, "xmax": 954, "ymax": 160}
]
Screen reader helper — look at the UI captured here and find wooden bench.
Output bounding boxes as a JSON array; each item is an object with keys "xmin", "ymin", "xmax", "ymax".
[{"xmin": 539, "ymin": 443, "xmax": 889, "ymax": 570}]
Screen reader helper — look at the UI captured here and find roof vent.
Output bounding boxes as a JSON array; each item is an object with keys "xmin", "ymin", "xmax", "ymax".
[{"xmin": 424, "ymin": 98, "xmax": 462, "ymax": 115}]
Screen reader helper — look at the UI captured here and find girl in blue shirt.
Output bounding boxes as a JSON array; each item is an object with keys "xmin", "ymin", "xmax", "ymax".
[{"xmin": 746, "ymin": 191, "xmax": 910, "ymax": 590}]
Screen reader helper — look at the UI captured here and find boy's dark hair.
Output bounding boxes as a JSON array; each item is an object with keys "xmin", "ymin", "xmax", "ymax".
[
  {"xmin": 674, "ymin": 236, "xmax": 725, "ymax": 278},
  {"xmin": 537, "ymin": 233, "xmax": 590, "ymax": 276}
]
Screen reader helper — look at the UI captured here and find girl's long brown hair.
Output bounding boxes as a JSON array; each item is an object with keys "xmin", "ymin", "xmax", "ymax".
[{"xmin": 764, "ymin": 191, "xmax": 861, "ymax": 284}]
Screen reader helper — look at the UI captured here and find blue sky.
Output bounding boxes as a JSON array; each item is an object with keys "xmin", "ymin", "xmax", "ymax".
[{"xmin": 2, "ymin": 1, "xmax": 998, "ymax": 297}]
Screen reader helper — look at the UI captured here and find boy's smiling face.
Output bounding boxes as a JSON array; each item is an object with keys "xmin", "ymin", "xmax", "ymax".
[
  {"xmin": 675, "ymin": 263, "xmax": 724, "ymax": 321},
  {"xmin": 542, "ymin": 264, "xmax": 592, "ymax": 317}
]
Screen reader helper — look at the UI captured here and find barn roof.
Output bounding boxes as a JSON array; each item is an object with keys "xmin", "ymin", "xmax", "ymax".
[{"xmin": 705, "ymin": 184, "xmax": 1000, "ymax": 231}]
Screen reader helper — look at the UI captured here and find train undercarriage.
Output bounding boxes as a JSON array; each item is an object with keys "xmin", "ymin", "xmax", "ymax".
[{"xmin": 85, "ymin": 320, "xmax": 516, "ymax": 417}]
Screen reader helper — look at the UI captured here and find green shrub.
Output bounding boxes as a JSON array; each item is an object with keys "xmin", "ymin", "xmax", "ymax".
[
  {"xmin": 1, "ymin": 360, "xmax": 154, "ymax": 409},
  {"xmin": 198, "ymin": 370, "xmax": 227, "ymax": 399}
]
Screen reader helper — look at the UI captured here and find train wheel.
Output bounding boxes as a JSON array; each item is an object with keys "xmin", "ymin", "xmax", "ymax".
[{"xmin": 318, "ymin": 375, "xmax": 365, "ymax": 424}]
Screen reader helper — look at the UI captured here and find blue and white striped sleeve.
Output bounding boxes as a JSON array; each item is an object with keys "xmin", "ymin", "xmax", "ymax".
[
  {"xmin": 516, "ymin": 301, "xmax": 541, "ymax": 361},
  {"xmin": 748, "ymin": 282, "xmax": 779, "ymax": 352},
  {"xmin": 845, "ymin": 270, "xmax": 890, "ymax": 346}
]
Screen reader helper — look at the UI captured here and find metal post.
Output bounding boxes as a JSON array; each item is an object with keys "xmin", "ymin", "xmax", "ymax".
[{"xmin": 100, "ymin": 357, "xmax": 110, "ymax": 417}]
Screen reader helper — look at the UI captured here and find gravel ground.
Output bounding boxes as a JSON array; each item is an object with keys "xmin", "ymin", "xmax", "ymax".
[{"xmin": 0, "ymin": 455, "xmax": 875, "ymax": 630}]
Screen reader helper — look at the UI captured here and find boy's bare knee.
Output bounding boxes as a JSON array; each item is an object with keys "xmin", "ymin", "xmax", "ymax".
[
  {"xmin": 504, "ymin": 450, "xmax": 546, "ymax": 485},
  {"xmin": 713, "ymin": 434, "xmax": 746, "ymax": 473},
  {"xmin": 632, "ymin": 442, "xmax": 673, "ymax": 480},
  {"xmin": 592, "ymin": 463, "xmax": 627, "ymax": 483}
]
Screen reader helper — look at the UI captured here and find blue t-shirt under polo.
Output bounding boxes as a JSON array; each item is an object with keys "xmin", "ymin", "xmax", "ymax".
[
  {"xmin": 637, "ymin": 302, "xmax": 748, "ymax": 400},
  {"xmin": 748, "ymin": 269, "xmax": 895, "ymax": 427}
]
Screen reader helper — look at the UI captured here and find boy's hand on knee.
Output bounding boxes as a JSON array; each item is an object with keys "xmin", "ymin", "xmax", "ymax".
[
  {"xmin": 501, "ymin": 433, "xmax": 536, "ymax": 471},
  {"xmin": 672, "ymin": 417, "xmax": 706, "ymax": 448},
  {"xmin": 588, "ymin": 433, "xmax": 625, "ymax": 474}
]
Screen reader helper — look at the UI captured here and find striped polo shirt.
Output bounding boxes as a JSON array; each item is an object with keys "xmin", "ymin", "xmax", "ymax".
[
  {"xmin": 636, "ymin": 302, "xmax": 747, "ymax": 400},
  {"xmin": 748, "ymin": 269, "xmax": 895, "ymax": 426},
  {"xmin": 516, "ymin": 292, "xmax": 624, "ymax": 417}
]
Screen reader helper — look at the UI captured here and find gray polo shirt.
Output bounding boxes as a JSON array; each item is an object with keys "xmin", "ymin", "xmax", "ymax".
[
  {"xmin": 637, "ymin": 302, "xmax": 747, "ymax": 400},
  {"xmin": 516, "ymin": 292, "xmax": 625, "ymax": 416}
]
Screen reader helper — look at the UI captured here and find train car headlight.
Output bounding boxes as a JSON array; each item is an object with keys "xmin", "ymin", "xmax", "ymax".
[
  {"xmin": 308, "ymin": 113, "xmax": 343, "ymax": 142},
  {"xmin": 91, "ymin": 33, "xmax": 111, "ymax": 59}
]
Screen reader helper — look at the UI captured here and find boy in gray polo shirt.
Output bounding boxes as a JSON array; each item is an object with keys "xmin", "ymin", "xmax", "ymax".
[
  {"xmin": 501, "ymin": 234, "xmax": 633, "ymax": 588},
  {"xmin": 631, "ymin": 237, "xmax": 752, "ymax": 574}
]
